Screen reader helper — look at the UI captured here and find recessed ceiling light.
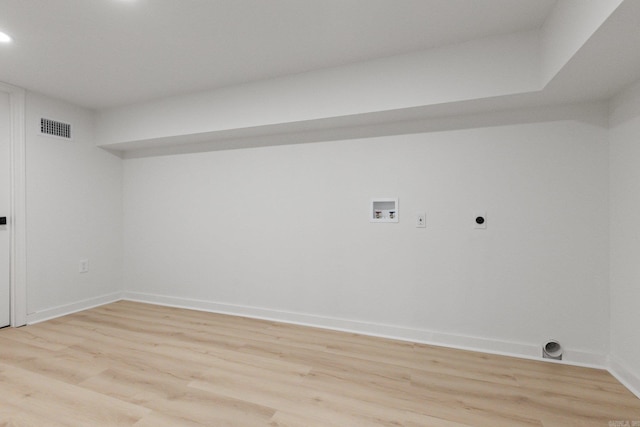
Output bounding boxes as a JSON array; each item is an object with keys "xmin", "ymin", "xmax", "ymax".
[{"xmin": 0, "ymin": 31, "xmax": 12, "ymax": 43}]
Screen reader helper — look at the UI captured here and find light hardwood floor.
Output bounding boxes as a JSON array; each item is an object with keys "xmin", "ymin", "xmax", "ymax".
[{"xmin": 0, "ymin": 301, "xmax": 638, "ymax": 426}]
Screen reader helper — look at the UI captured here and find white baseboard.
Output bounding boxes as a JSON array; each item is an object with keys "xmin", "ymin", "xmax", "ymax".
[
  {"xmin": 26, "ymin": 291, "xmax": 124, "ymax": 325},
  {"xmin": 122, "ymin": 291, "xmax": 606, "ymax": 369},
  {"xmin": 608, "ymin": 357, "xmax": 640, "ymax": 400},
  {"xmin": 21, "ymin": 291, "xmax": 625, "ymax": 393}
]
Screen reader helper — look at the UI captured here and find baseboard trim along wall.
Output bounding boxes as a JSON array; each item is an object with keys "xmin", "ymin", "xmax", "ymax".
[
  {"xmin": 23, "ymin": 291, "xmax": 636, "ymax": 396},
  {"xmin": 608, "ymin": 357, "xmax": 640, "ymax": 400},
  {"xmin": 121, "ymin": 291, "xmax": 607, "ymax": 369},
  {"xmin": 26, "ymin": 291, "xmax": 124, "ymax": 325}
]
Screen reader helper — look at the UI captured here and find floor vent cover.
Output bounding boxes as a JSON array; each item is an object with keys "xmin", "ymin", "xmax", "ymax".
[{"xmin": 40, "ymin": 118, "xmax": 72, "ymax": 139}]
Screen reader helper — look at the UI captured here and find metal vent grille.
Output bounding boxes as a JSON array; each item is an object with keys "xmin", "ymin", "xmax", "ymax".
[{"xmin": 40, "ymin": 118, "xmax": 72, "ymax": 139}]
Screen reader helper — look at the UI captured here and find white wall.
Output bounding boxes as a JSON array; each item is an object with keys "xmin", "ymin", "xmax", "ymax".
[
  {"xmin": 609, "ymin": 80, "xmax": 640, "ymax": 393},
  {"xmin": 123, "ymin": 111, "xmax": 609, "ymax": 363},
  {"xmin": 26, "ymin": 92, "xmax": 123, "ymax": 321}
]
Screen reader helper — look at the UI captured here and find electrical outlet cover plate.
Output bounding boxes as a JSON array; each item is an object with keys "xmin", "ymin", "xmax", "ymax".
[{"xmin": 416, "ymin": 212, "xmax": 426, "ymax": 228}]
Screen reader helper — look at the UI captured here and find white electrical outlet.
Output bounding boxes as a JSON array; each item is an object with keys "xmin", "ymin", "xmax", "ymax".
[
  {"xmin": 79, "ymin": 259, "xmax": 89, "ymax": 273},
  {"xmin": 416, "ymin": 212, "xmax": 426, "ymax": 228}
]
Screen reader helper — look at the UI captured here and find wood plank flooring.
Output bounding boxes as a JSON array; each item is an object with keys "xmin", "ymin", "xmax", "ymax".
[{"xmin": 0, "ymin": 301, "xmax": 638, "ymax": 426}]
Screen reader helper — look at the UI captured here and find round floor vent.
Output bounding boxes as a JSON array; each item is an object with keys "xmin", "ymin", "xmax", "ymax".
[{"xmin": 542, "ymin": 340, "xmax": 563, "ymax": 360}]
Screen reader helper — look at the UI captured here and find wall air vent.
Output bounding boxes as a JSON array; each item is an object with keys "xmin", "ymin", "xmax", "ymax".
[{"xmin": 40, "ymin": 118, "xmax": 72, "ymax": 139}]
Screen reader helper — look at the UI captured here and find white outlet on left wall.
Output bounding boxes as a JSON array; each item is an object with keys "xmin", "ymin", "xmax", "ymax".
[{"xmin": 79, "ymin": 259, "xmax": 89, "ymax": 274}]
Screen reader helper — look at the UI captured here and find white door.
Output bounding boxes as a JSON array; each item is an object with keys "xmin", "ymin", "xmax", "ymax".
[{"xmin": 0, "ymin": 91, "xmax": 10, "ymax": 327}]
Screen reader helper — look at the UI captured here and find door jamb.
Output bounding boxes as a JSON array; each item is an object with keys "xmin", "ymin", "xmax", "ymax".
[{"xmin": 0, "ymin": 81, "xmax": 27, "ymax": 327}]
